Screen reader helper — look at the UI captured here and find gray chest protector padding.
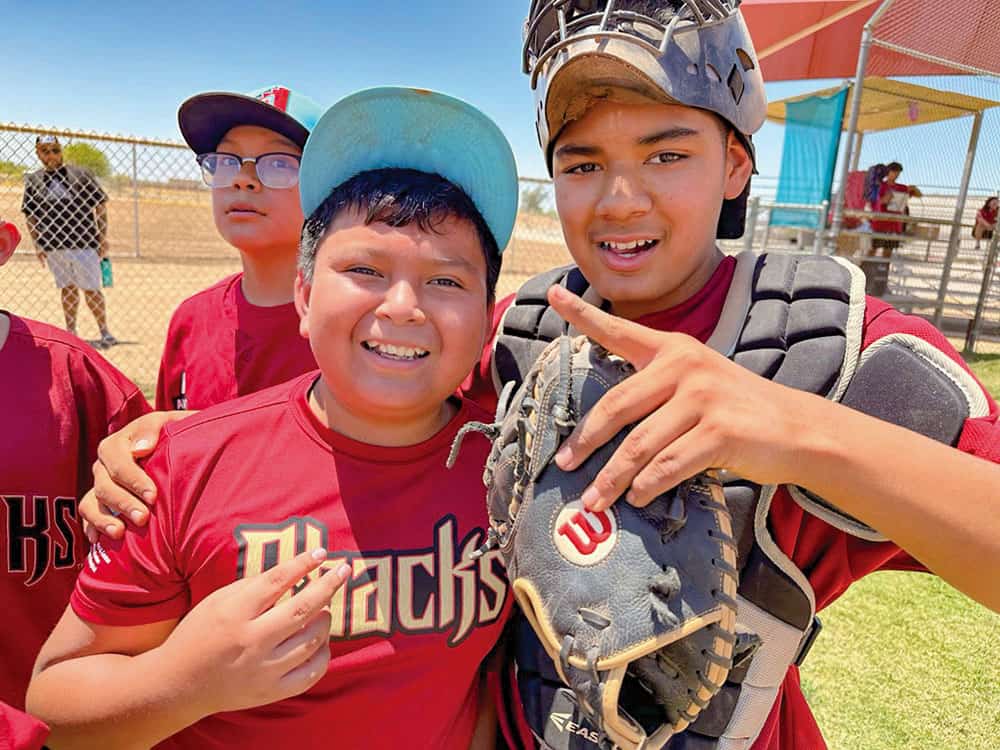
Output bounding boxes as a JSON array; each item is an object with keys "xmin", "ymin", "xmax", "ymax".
[{"xmin": 496, "ymin": 252, "xmax": 988, "ymax": 750}]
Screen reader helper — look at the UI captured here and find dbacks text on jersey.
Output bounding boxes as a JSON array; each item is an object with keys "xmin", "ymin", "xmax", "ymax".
[{"xmin": 235, "ymin": 514, "xmax": 508, "ymax": 646}]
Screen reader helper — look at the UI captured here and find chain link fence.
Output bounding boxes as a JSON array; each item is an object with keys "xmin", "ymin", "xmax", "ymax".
[
  {"xmin": 3, "ymin": 110, "xmax": 997, "ymax": 398},
  {"xmin": 0, "ymin": 124, "xmax": 577, "ymax": 394}
]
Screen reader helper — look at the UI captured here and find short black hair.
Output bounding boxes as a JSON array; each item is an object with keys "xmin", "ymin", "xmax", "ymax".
[
  {"xmin": 299, "ymin": 168, "xmax": 502, "ymax": 306},
  {"xmin": 887, "ymin": 161, "xmax": 903, "ymax": 173}
]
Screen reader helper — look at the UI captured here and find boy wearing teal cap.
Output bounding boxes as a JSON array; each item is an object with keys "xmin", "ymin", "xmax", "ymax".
[{"xmin": 28, "ymin": 87, "xmax": 517, "ymax": 750}]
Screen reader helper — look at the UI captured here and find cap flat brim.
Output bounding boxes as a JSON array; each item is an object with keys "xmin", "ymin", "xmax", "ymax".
[
  {"xmin": 178, "ymin": 92, "xmax": 310, "ymax": 154},
  {"xmin": 300, "ymin": 87, "xmax": 519, "ymax": 252}
]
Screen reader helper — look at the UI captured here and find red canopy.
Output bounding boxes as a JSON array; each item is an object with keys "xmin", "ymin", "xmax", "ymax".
[{"xmin": 741, "ymin": 0, "xmax": 1000, "ymax": 81}]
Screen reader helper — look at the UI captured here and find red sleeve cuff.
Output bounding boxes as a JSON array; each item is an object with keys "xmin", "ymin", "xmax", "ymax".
[{"xmin": 70, "ymin": 587, "xmax": 188, "ymax": 628}]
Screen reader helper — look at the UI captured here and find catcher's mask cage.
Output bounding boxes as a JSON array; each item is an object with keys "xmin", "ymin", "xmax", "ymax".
[{"xmin": 523, "ymin": 0, "xmax": 767, "ymax": 239}]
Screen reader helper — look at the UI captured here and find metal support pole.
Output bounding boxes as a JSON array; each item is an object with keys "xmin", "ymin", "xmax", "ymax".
[
  {"xmin": 934, "ymin": 110, "xmax": 983, "ymax": 327},
  {"xmin": 828, "ymin": 0, "xmax": 896, "ymax": 254},
  {"xmin": 742, "ymin": 196, "xmax": 760, "ymax": 253},
  {"xmin": 848, "ymin": 131, "xmax": 864, "ymax": 174},
  {"xmin": 813, "ymin": 200, "xmax": 829, "ymax": 254},
  {"xmin": 964, "ymin": 227, "xmax": 1000, "ymax": 354},
  {"xmin": 131, "ymin": 143, "xmax": 140, "ymax": 258},
  {"xmin": 760, "ymin": 207, "xmax": 773, "ymax": 253}
]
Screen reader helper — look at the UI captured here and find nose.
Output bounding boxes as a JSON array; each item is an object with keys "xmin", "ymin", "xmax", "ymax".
[
  {"xmin": 595, "ymin": 170, "xmax": 652, "ymax": 222},
  {"xmin": 375, "ymin": 279, "xmax": 426, "ymax": 325},
  {"xmin": 231, "ymin": 159, "xmax": 261, "ymax": 192}
]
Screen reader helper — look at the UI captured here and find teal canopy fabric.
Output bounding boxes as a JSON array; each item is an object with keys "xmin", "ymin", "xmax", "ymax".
[{"xmin": 770, "ymin": 87, "xmax": 848, "ymax": 229}]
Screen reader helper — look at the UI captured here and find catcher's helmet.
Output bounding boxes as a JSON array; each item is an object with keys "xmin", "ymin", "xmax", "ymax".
[{"xmin": 523, "ymin": 0, "xmax": 767, "ymax": 238}]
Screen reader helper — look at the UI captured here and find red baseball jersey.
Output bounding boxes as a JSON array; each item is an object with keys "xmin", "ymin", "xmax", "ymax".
[
  {"xmin": 73, "ymin": 373, "xmax": 511, "ymax": 749},
  {"xmin": 468, "ymin": 256, "xmax": 1000, "ymax": 750},
  {"xmin": 155, "ymin": 273, "xmax": 315, "ymax": 411},
  {"xmin": 0, "ymin": 702, "xmax": 48, "ymax": 750},
  {"xmin": 0, "ymin": 314, "xmax": 150, "ymax": 711}
]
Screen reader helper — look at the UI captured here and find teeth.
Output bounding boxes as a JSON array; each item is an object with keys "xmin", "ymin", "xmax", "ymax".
[
  {"xmin": 364, "ymin": 342, "xmax": 429, "ymax": 360},
  {"xmin": 600, "ymin": 239, "xmax": 656, "ymax": 252}
]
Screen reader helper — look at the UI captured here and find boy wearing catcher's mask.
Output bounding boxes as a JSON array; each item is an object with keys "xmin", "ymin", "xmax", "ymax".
[{"xmin": 476, "ymin": 2, "xmax": 1000, "ymax": 748}]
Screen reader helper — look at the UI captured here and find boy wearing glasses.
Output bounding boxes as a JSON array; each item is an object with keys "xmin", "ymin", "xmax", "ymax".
[{"xmin": 158, "ymin": 86, "xmax": 323, "ymax": 411}]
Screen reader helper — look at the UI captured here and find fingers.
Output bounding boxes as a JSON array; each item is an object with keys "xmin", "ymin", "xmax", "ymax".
[
  {"xmin": 581, "ymin": 399, "xmax": 699, "ymax": 512},
  {"xmin": 92, "ymin": 459, "xmax": 151, "ymax": 527},
  {"xmin": 269, "ymin": 610, "xmax": 332, "ymax": 672},
  {"xmin": 257, "ymin": 561, "xmax": 352, "ymax": 640},
  {"xmin": 556, "ymin": 366, "xmax": 680, "ymax": 472},
  {"xmin": 245, "ymin": 549, "xmax": 346, "ymax": 619},
  {"xmin": 547, "ymin": 286, "xmax": 660, "ymax": 368},
  {"xmin": 275, "ymin": 634, "xmax": 332, "ymax": 700},
  {"xmin": 80, "ymin": 487, "xmax": 126, "ymax": 541},
  {"xmin": 625, "ymin": 428, "xmax": 721, "ymax": 507},
  {"xmin": 96, "ymin": 418, "xmax": 166, "ymax": 510}
]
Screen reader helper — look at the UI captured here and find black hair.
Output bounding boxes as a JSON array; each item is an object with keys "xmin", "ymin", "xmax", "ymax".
[
  {"xmin": 299, "ymin": 168, "xmax": 502, "ymax": 306},
  {"xmin": 886, "ymin": 161, "xmax": 903, "ymax": 173}
]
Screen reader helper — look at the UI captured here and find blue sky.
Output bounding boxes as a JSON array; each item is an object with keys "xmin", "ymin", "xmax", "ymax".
[{"xmin": 5, "ymin": 1, "xmax": 998, "ymax": 193}]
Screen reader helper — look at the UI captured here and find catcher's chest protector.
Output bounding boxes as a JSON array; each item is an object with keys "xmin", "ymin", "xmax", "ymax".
[{"xmin": 494, "ymin": 252, "xmax": 986, "ymax": 750}]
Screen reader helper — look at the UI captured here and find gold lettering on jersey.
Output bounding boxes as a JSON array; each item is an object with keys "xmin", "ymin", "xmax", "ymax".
[
  {"xmin": 397, "ymin": 553, "xmax": 435, "ymax": 630},
  {"xmin": 234, "ymin": 514, "xmax": 508, "ymax": 646},
  {"xmin": 351, "ymin": 556, "xmax": 392, "ymax": 636}
]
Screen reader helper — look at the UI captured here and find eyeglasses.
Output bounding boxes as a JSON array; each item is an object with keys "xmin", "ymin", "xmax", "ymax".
[{"xmin": 196, "ymin": 152, "xmax": 301, "ymax": 189}]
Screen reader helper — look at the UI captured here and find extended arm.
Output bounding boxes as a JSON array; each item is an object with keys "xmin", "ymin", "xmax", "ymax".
[{"xmin": 547, "ymin": 286, "xmax": 1000, "ymax": 612}]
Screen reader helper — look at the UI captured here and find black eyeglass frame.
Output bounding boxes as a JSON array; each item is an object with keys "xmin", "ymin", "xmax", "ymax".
[{"xmin": 195, "ymin": 151, "xmax": 302, "ymax": 189}]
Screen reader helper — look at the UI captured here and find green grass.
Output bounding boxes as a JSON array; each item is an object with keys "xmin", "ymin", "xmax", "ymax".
[
  {"xmin": 964, "ymin": 353, "xmax": 1000, "ymax": 398},
  {"xmin": 800, "ymin": 357, "xmax": 1000, "ymax": 749}
]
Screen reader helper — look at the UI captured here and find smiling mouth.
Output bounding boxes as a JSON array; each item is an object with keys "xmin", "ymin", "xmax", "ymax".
[
  {"xmin": 362, "ymin": 341, "xmax": 430, "ymax": 361},
  {"xmin": 227, "ymin": 206, "xmax": 264, "ymax": 215},
  {"xmin": 598, "ymin": 239, "xmax": 659, "ymax": 258}
]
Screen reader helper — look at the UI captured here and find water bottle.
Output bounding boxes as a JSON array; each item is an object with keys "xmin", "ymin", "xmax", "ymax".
[{"xmin": 100, "ymin": 257, "xmax": 113, "ymax": 288}]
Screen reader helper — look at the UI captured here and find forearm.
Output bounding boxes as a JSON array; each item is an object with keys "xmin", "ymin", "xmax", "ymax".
[
  {"xmin": 788, "ymin": 393, "xmax": 1000, "ymax": 611},
  {"xmin": 95, "ymin": 203, "xmax": 108, "ymax": 241},
  {"xmin": 25, "ymin": 216, "xmax": 40, "ymax": 245},
  {"xmin": 27, "ymin": 648, "xmax": 207, "ymax": 750}
]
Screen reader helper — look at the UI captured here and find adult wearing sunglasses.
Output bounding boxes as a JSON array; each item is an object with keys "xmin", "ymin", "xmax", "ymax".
[
  {"xmin": 21, "ymin": 135, "xmax": 117, "ymax": 348},
  {"xmin": 150, "ymin": 86, "xmax": 325, "ymax": 413}
]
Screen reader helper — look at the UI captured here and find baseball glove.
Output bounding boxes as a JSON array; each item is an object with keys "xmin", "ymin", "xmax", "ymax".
[{"xmin": 450, "ymin": 335, "xmax": 739, "ymax": 750}]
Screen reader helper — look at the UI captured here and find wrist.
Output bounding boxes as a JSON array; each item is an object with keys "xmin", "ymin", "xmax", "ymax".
[
  {"xmin": 145, "ymin": 639, "xmax": 218, "ymax": 723},
  {"xmin": 778, "ymin": 390, "xmax": 849, "ymax": 490}
]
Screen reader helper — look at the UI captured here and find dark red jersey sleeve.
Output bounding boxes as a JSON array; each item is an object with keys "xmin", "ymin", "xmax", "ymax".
[{"xmin": 71, "ymin": 442, "xmax": 189, "ymax": 626}]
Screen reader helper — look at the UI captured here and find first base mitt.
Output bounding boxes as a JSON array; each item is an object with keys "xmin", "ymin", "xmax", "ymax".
[{"xmin": 450, "ymin": 336, "xmax": 739, "ymax": 750}]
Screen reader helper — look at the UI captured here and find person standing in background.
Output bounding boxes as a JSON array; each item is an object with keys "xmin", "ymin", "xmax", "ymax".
[{"xmin": 21, "ymin": 135, "xmax": 117, "ymax": 348}]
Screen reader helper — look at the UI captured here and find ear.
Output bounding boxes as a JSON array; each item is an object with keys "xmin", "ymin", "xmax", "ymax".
[
  {"xmin": 293, "ymin": 271, "xmax": 312, "ymax": 340},
  {"xmin": 723, "ymin": 132, "xmax": 754, "ymax": 201}
]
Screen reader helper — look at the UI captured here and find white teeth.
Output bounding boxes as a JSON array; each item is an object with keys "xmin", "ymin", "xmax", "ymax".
[
  {"xmin": 600, "ymin": 239, "xmax": 656, "ymax": 252},
  {"xmin": 364, "ymin": 342, "xmax": 429, "ymax": 360}
]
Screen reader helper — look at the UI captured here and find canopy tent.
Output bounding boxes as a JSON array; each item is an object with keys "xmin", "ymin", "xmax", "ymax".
[
  {"xmin": 767, "ymin": 77, "xmax": 1000, "ymax": 132},
  {"xmin": 742, "ymin": 0, "xmax": 1000, "ymax": 82}
]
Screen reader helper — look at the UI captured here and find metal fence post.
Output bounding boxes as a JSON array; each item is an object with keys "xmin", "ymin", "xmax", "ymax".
[
  {"xmin": 742, "ymin": 196, "xmax": 760, "ymax": 253},
  {"xmin": 828, "ymin": 0, "xmax": 896, "ymax": 255},
  {"xmin": 934, "ymin": 110, "xmax": 983, "ymax": 327},
  {"xmin": 814, "ymin": 200, "xmax": 829, "ymax": 254},
  {"xmin": 131, "ymin": 142, "xmax": 140, "ymax": 258},
  {"xmin": 964, "ymin": 227, "xmax": 1000, "ymax": 354}
]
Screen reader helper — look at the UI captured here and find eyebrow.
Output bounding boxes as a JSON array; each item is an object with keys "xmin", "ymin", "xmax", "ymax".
[
  {"xmin": 351, "ymin": 245, "xmax": 481, "ymax": 273},
  {"xmin": 637, "ymin": 127, "xmax": 700, "ymax": 145},
  {"xmin": 554, "ymin": 126, "xmax": 702, "ymax": 160}
]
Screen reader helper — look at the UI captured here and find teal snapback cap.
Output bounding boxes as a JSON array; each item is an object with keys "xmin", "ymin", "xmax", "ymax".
[{"xmin": 300, "ymin": 87, "xmax": 519, "ymax": 252}]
